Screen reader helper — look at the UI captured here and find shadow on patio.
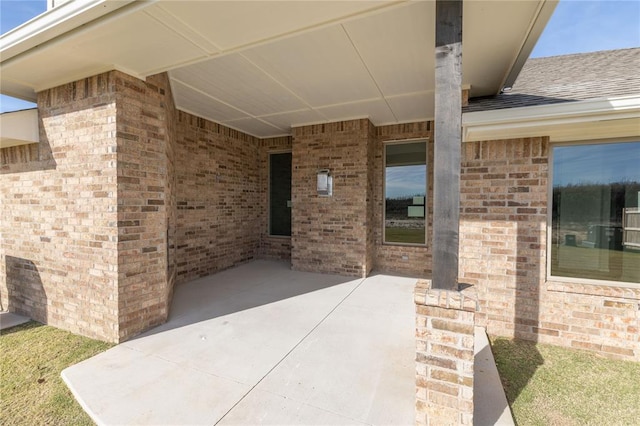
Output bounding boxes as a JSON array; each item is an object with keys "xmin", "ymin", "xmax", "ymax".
[{"xmin": 63, "ymin": 260, "xmax": 417, "ymax": 425}]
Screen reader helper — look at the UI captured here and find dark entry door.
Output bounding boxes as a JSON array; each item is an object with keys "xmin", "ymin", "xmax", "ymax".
[{"xmin": 269, "ymin": 152, "xmax": 292, "ymax": 236}]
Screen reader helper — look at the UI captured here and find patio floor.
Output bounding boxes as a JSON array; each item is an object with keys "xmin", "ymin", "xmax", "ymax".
[
  {"xmin": 0, "ymin": 311, "xmax": 30, "ymax": 330},
  {"xmin": 63, "ymin": 260, "xmax": 417, "ymax": 425}
]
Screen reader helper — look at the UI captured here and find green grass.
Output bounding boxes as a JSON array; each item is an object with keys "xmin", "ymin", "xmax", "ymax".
[
  {"xmin": 552, "ymin": 245, "xmax": 640, "ymax": 283},
  {"xmin": 491, "ymin": 337, "xmax": 640, "ymax": 426},
  {"xmin": 0, "ymin": 321, "xmax": 113, "ymax": 426},
  {"xmin": 385, "ymin": 227, "xmax": 425, "ymax": 244}
]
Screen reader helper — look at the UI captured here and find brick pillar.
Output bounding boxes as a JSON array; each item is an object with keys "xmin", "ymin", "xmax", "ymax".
[{"xmin": 415, "ymin": 280, "xmax": 476, "ymax": 425}]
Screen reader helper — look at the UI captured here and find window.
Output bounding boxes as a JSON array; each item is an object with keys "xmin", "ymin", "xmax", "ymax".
[
  {"xmin": 384, "ymin": 141, "xmax": 427, "ymax": 245},
  {"xmin": 550, "ymin": 141, "xmax": 640, "ymax": 284},
  {"xmin": 269, "ymin": 152, "xmax": 292, "ymax": 237}
]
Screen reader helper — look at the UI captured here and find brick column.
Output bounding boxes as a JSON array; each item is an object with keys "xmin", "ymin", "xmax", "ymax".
[{"xmin": 415, "ymin": 280, "xmax": 476, "ymax": 425}]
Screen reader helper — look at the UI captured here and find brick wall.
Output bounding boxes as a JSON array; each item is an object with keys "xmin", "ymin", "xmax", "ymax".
[
  {"xmin": 3, "ymin": 73, "xmax": 637, "ymax": 358},
  {"xmin": 175, "ymin": 112, "xmax": 260, "ymax": 284},
  {"xmin": 541, "ymin": 282, "xmax": 639, "ymax": 359},
  {"xmin": 459, "ymin": 137, "xmax": 640, "ymax": 361},
  {"xmin": 0, "ymin": 73, "xmax": 120, "ymax": 341},
  {"xmin": 291, "ymin": 119, "xmax": 374, "ymax": 277},
  {"xmin": 290, "ymin": 120, "xmax": 435, "ymax": 277},
  {"xmin": 459, "ymin": 137, "xmax": 548, "ymax": 342},
  {"xmin": 161, "ymin": 74, "xmax": 179, "ymax": 311},
  {"xmin": 259, "ymin": 136, "xmax": 292, "ymax": 261},
  {"xmin": 113, "ymin": 72, "xmax": 176, "ymax": 340}
]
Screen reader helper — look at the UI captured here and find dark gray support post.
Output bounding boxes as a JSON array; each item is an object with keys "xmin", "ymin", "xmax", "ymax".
[{"xmin": 433, "ymin": 0, "xmax": 462, "ymax": 290}]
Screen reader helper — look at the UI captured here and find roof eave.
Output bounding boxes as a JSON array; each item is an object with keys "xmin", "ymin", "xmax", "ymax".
[
  {"xmin": 1, "ymin": 0, "xmax": 138, "ymax": 63},
  {"xmin": 0, "ymin": 108, "xmax": 39, "ymax": 148},
  {"xmin": 498, "ymin": 0, "xmax": 558, "ymax": 93},
  {"xmin": 462, "ymin": 95, "xmax": 640, "ymax": 143}
]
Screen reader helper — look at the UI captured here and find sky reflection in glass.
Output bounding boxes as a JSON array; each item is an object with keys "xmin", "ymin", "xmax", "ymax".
[{"xmin": 553, "ymin": 142, "xmax": 640, "ymax": 187}]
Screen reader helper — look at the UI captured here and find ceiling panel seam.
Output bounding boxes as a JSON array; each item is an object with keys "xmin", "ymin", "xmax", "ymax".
[
  {"xmin": 223, "ymin": 116, "xmax": 287, "ymax": 132},
  {"xmin": 237, "ymin": 53, "xmax": 330, "ymax": 123},
  {"xmin": 314, "ymin": 96, "xmax": 390, "ymax": 111},
  {"xmin": 340, "ymin": 24, "xmax": 398, "ymax": 122},
  {"xmin": 170, "ymin": 77, "xmax": 251, "ymax": 118},
  {"xmin": 137, "ymin": 1, "xmax": 409, "ymax": 78},
  {"xmin": 176, "ymin": 105, "xmax": 280, "ymax": 139},
  {"xmin": 386, "ymin": 90, "xmax": 434, "ymax": 100},
  {"xmin": 143, "ymin": 6, "xmax": 219, "ymax": 57},
  {"xmin": 256, "ymin": 108, "xmax": 319, "ymax": 120}
]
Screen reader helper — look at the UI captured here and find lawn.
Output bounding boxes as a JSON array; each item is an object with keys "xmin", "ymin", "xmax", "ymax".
[
  {"xmin": 0, "ymin": 321, "xmax": 113, "ymax": 426},
  {"xmin": 552, "ymin": 245, "xmax": 640, "ymax": 283},
  {"xmin": 385, "ymin": 227, "xmax": 425, "ymax": 244},
  {"xmin": 491, "ymin": 337, "xmax": 640, "ymax": 426}
]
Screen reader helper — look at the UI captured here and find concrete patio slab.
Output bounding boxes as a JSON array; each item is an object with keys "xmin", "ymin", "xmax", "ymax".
[
  {"xmin": 122, "ymin": 278, "xmax": 363, "ymax": 384},
  {"xmin": 0, "ymin": 311, "xmax": 30, "ymax": 331},
  {"xmin": 218, "ymin": 389, "xmax": 370, "ymax": 425},
  {"xmin": 62, "ymin": 260, "xmax": 416, "ymax": 425},
  {"xmin": 253, "ymin": 274, "xmax": 415, "ymax": 425},
  {"xmin": 65, "ymin": 345, "xmax": 251, "ymax": 425}
]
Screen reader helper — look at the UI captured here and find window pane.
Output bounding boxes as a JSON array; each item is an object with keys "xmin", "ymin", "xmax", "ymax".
[
  {"xmin": 269, "ymin": 152, "xmax": 292, "ymax": 236},
  {"xmin": 385, "ymin": 142, "xmax": 427, "ymax": 244},
  {"xmin": 551, "ymin": 141, "xmax": 640, "ymax": 283}
]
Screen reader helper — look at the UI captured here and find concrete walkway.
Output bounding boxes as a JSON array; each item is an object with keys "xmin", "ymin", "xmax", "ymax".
[
  {"xmin": 63, "ymin": 260, "xmax": 417, "ymax": 425},
  {"xmin": 474, "ymin": 327, "xmax": 515, "ymax": 426},
  {"xmin": 0, "ymin": 311, "xmax": 30, "ymax": 331}
]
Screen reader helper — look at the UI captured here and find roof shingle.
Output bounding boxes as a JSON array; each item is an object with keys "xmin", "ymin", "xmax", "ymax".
[{"xmin": 465, "ymin": 48, "xmax": 640, "ymax": 112}]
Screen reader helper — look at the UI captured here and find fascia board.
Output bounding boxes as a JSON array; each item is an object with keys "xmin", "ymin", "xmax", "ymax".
[{"xmin": 462, "ymin": 95, "xmax": 640, "ymax": 142}]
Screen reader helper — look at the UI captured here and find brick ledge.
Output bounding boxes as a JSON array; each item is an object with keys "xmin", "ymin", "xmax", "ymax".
[
  {"xmin": 546, "ymin": 281, "xmax": 640, "ymax": 301},
  {"xmin": 415, "ymin": 279, "xmax": 478, "ymax": 312}
]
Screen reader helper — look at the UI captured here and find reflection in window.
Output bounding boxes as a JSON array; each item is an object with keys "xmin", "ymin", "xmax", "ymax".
[
  {"xmin": 384, "ymin": 141, "xmax": 427, "ymax": 245},
  {"xmin": 551, "ymin": 141, "xmax": 640, "ymax": 284}
]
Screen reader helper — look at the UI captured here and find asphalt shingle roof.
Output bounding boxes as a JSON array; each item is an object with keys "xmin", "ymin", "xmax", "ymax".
[{"xmin": 465, "ymin": 48, "xmax": 640, "ymax": 112}]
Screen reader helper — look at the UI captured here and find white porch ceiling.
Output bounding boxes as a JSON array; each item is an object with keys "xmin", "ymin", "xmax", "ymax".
[{"xmin": 0, "ymin": 0, "xmax": 556, "ymax": 138}]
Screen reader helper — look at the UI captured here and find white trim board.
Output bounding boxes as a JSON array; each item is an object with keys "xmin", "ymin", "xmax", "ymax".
[{"xmin": 462, "ymin": 95, "xmax": 640, "ymax": 143}]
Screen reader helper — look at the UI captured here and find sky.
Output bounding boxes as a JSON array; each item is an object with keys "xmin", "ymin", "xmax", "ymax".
[
  {"xmin": 1, "ymin": 0, "xmax": 46, "ymax": 112},
  {"xmin": 386, "ymin": 165, "xmax": 427, "ymax": 199},
  {"xmin": 0, "ymin": 0, "xmax": 639, "ymax": 112},
  {"xmin": 530, "ymin": 0, "xmax": 640, "ymax": 58},
  {"xmin": 553, "ymin": 142, "xmax": 640, "ymax": 187}
]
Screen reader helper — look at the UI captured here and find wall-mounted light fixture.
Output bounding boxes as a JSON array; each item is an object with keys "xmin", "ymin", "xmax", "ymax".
[{"xmin": 317, "ymin": 169, "xmax": 332, "ymax": 197}]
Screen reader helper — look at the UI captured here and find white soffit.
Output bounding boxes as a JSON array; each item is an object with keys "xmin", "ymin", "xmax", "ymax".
[
  {"xmin": 1, "ymin": 0, "xmax": 557, "ymax": 138},
  {"xmin": 0, "ymin": 0, "xmax": 136, "ymax": 62},
  {"xmin": 158, "ymin": 0, "xmax": 392, "ymax": 52},
  {"xmin": 242, "ymin": 25, "xmax": 383, "ymax": 107},
  {"xmin": 343, "ymin": 1, "xmax": 433, "ymax": 97},
  {"xmin": 386, "ymin": 92, "xmax": 435, "ymax": 123},
  {"xmin": 171, "ymin": 79, "xmax": 249, "ymax": 123},
  {"xmin": 462, "ymin": 96, "xmax": 640, "ymax": 143},
  {"xmin": 170, "ymin": 55, "xmax": 308, "ymax": 117},
  {"xmin": 0, "ymin": 109, "xmax": 39, "ymax": 148},
  {"xmin": 462, "ymin": 0, "xmax": 545, "ymax": 96}
]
